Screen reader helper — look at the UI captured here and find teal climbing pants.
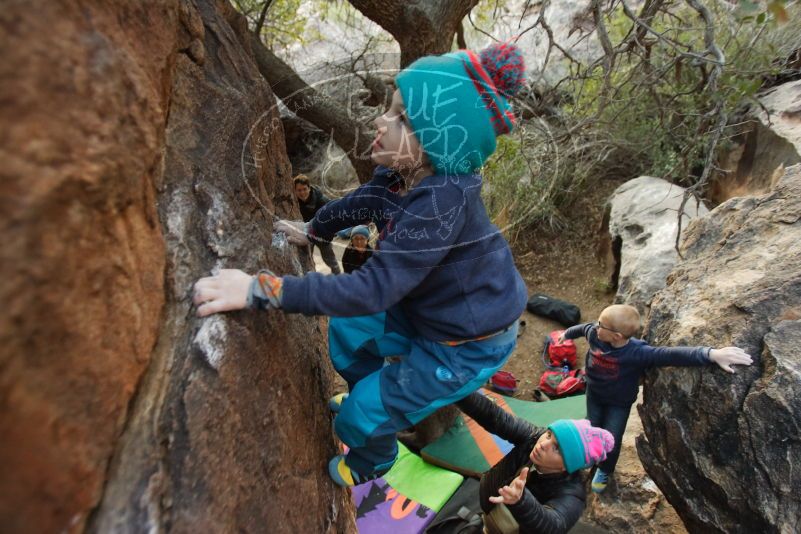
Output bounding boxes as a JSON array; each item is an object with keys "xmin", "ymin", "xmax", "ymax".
[{"xmin": 328, "ymin": 307, "xmax": 518, "ymax": 476}]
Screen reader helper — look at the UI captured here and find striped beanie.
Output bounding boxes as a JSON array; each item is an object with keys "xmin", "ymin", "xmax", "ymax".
[
  {"xmin": 548, "ymin": 419, "xmax": 615, "ymax": 474},
  {"xmin": 395, "ymin": 42, "xmax": 526, "ymax": 176}
]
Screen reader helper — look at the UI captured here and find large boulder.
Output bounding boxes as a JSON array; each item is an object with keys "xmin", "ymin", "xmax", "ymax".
[
  {"xmin": 0, "ymin": 1, "xmax": 353, "ymax": 532},
  {"xmin": 636, "ymin": 164, "xmax": 801, "ymax": 533},
  {"xmin": 606, "ymin": 177, "xmax": 708, "ymax": 313},
  {"xmin": 757, "ymin": 78, "xmax": 801, "ymax": 157},
  {"xmin": 710, "ymin": 79, "xmax": 801, "ymax": 203}
]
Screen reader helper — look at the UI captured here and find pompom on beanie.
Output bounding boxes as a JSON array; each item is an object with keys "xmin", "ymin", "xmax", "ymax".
[
  {"xmin": 395, "ymin": 42, "xmax": 526, "ymax": 176},
  {"xmin": 548, "ymin": 419, "xmax": 615, "ymax": 474}
]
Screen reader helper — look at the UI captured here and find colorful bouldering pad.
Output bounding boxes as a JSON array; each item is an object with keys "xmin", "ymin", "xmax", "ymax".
[
  {"xmin": 353, "ymin": 477, "xmax": 435, "ymax": 534},
  {"xmin": 353, "ymin": 442, "xmax": 464, "ymax": 534},
  {"xmin": 421, "ymin": 389, "xmax": 586, "ymax": 477}
]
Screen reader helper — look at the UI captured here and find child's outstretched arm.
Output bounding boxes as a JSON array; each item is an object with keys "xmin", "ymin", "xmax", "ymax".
[
  {"xmin": 638, "ymin": 344, "xmax": 752, "ymax": 372},
  {"xmin": 279, "ymin": 182, "xmax": 468, "ymax": 318},
  {"xmin": 708, "ymin": 347, "xmax": 753, "ymax": 373}
]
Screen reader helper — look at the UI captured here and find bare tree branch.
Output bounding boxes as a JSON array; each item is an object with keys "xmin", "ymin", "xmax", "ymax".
[
  {"xmin": 674, "ymin": 0, "xmax": 727, "ymax": 257},
  {"xmin": 254, "ymin": 0, "xmax": 275, "ymax": 36},
  {"xmin": 249, "ymin": 33, "xmax": 376, "ymax": 183},
  {"xmin": 456, "ymin": 20, "xmax": 467, "ymax": 49}
]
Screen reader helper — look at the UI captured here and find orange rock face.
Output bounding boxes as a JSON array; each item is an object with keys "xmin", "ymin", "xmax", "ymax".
[{"xmin": 0, "ymin": 1, "xmax": 353, "ymax": 532}]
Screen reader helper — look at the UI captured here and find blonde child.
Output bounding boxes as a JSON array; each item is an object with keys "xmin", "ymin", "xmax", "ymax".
[{"xmin": 560, "ymin": 304, "xmax": 752, "ymax": 492}]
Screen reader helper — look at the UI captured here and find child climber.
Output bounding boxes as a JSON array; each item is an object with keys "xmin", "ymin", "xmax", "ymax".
[
  {"xmin": 559, "ymin": 304, "xmax": 753, "ymax": 493},
  {"xmin": 340, "ymin": 225, "xmax": 372, "ymax": 274},
  {"xmin": 193, "ymin": 43, "xmax": 529, "ymax": 487}
]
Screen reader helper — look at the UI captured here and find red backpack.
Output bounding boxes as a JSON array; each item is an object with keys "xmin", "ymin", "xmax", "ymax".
[
  {"xmin": 490, "ymin": 370, "xmax": 518, "ymax": 395},
  {"xmin": 537, "ymin": 330, "xmax": 585, "ymax": 399},
  {"xmin": 538, "ymin": 369, "xmax": 586, "ymax": 398},
  {"xmin": 542, "ymin": 330, "xmax": 578, "ymax": 370}
]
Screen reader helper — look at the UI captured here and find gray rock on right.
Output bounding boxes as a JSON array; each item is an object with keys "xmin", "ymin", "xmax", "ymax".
[{"xmin": 637, "ymin": 163, "xmax": 801, "ymax": 534}]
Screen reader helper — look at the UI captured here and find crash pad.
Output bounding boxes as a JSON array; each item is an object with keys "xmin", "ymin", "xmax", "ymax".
[
  {"xmin": 353, "ymin": 442, "xmax": 463, "ymax": 534},
  {"xmin": 421, "ymin": 389, "xmax": 586, "ymax": 477}
]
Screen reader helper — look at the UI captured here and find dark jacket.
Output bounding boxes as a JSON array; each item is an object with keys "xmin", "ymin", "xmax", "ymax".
[
  {"xmin": 297, "ymin": 186, "xmax": 330, "ymax": 222},
  {"xmin": 563, "ymin": 323, "xmax": 711, "ymax": 407},
  {"xmin": 341, "ymin": 245, "xmax": 373, "ymax": 274},
  {"xmin": 281, "ymin": 165, "xmax": 528, "ymax": 342},
  {"xmin": 456, "ymin": 392, "xmax": 586, "ymax": 534}
]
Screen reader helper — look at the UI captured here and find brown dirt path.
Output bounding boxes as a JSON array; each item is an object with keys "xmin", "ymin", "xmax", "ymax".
[{"xmin": 503, "ymin": 178, "xmax": 622, "ymax": 400}]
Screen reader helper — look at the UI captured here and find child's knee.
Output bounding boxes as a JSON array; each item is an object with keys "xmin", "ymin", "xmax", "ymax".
[
  {"xmin": 333, "ymin": 415, "xmax": 362, "ymax": 447},
  {"xmin": 334, "ymin": 395, "xmax": 386, "ymax": 447}
]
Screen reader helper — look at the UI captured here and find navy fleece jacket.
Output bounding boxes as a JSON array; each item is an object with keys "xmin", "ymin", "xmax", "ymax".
[
  {"xmin": 281, "ymin": 166, "xmax": 527, "ymax": 342},
  {"xmin": 564, "ymin": 323, "xmax": 711, "ymax": 407}
]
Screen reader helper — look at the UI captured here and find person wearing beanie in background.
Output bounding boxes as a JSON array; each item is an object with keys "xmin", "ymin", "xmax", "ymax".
[
  {"xmin": 340, "ymin": 225, "xmax": 373, "ymax": 274},
  {"xmin": 193, "ymin": 43, "xmax": 529, "ymax": 487},
  {"xmin": 292, "ymin": 174, "xmax": 341, "ymax": 274},
  {"xmin": 456, "ymin": 392, "xmax": 614, "ymax": 533}
]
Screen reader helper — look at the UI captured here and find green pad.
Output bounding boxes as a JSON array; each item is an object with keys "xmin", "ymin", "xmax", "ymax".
[
  {"xmin": 383, "ymin": 442, "xmax": 464, "ymax": 512},
  {"xmin": 421, "ymin": 390, "xmax": 586, "ymax": 477}
]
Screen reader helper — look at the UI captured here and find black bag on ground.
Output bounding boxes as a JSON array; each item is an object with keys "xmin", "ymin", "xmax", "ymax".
[
  {"xmin": 425, "ymin": 478, "xmax": 483, "ymax": 534},
  {"xmin": 526, "ymin": 293, "xmax": 581, "ymax": 327}
]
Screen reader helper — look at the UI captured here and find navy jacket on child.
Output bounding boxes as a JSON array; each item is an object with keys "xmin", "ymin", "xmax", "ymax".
[
  {"xmin": 281, "ymin": 165, "xmax": 528, "ymax": 342},
  {"xmin": 563, "ymin": 323, "xmax": 711, "ymax": 407}
]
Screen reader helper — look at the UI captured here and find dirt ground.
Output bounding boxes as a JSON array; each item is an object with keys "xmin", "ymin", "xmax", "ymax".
[{"xmin": 503, "ymin": 177, "xmax": 622, "ymax": 400}]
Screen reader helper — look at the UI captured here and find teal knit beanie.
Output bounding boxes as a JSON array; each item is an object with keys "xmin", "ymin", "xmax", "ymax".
[
  {"xmin": 395, "ymin": 43, "xmax": 525, "ymax": 176},
  {"xmin": 548, "ymin": 419, "xmax": 615, "ymax": 474},
  {"xmin": 350, "ymin": 225, "xmax": 370, "ymax": 239}
]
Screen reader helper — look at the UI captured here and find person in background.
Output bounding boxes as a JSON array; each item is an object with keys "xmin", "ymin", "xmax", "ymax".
[
  {"xmin": 293, "ymin": 174, "xmax": 341, "ymax": 274},
  {"xmin": 341, "ymin": 225, "xmax": 373, "ymax": 274}
]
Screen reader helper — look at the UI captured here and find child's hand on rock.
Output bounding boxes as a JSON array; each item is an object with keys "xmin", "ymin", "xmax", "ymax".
[
  {"xmin": 709, "ymin": 347, "xmax": 753, "ymax": 373},
  {"xmin": 193, "ymin": 269, "xmax": 252, "ymax": 317}
]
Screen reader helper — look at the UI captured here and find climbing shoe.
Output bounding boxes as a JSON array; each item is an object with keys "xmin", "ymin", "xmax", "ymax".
[
  {"xmin": 328, "ymin": 392, "xmax": 349, "ymax": 413},
  {"xmin": 328, "ymin": 455, "xmax": 383, "ymax": 488},
  {"xmin": 592, "ymin": 468, "xmax": 609, "ymax": 493}
]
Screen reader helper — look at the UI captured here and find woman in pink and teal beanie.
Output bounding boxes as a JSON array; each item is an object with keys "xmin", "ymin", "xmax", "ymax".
[
  {"xmin": 457, "ymin": 393, "xmax": 614, "ymax": 533},
  {"xmin": 548, "ymin": 419, "xmax": 615, "ymax": 474}
]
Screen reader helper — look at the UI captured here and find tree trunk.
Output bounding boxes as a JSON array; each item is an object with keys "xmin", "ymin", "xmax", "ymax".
[
  {"xmin": 347, "ymin": 0, "xmax": 480, "ymax": 67},
  {"xmin": 0, "ymin": 1, "xmax": 354, "ymax": 531}
]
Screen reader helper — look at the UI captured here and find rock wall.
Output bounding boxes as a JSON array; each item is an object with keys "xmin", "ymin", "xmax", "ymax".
[
  {"xmin": 606, "ymin": 176, "xmax": 708, "ymax": 313},
  {"xmin": 709, "ymin": 79, "xmax": 801, "ymax": 204},
  {"xmin": 0, "ymin": 1, "xmax": 353, "ymax": 532},
  {"xmin": 636, "ymin": 164, "xmax": 801, "ymax": 533}
]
